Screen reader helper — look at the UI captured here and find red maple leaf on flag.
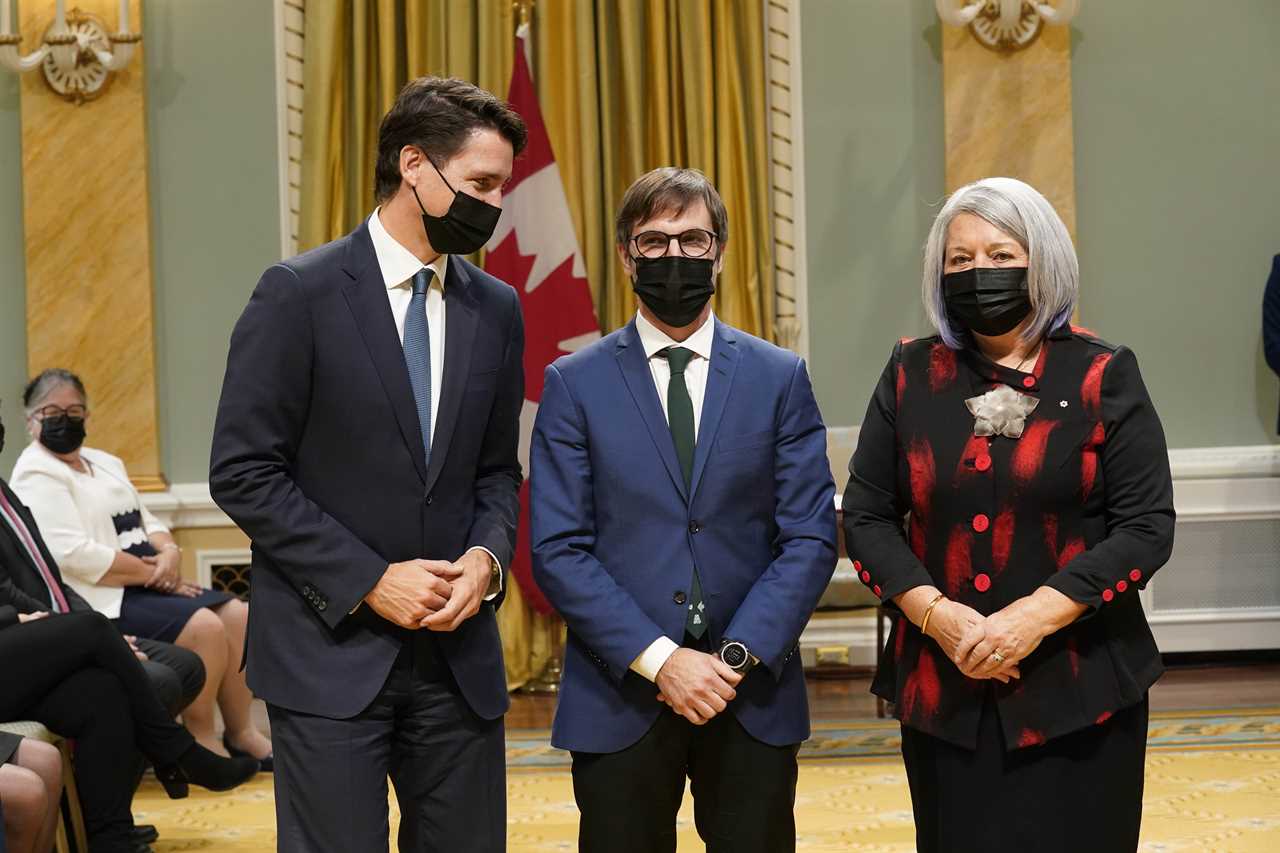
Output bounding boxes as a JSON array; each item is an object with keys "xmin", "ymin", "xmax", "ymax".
[{"xmin": 487, "ymin": 234, "xmax": 597, "ymax": 402}]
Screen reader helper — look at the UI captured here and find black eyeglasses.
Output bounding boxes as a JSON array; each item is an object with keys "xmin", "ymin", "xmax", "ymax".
[
  {"xmin": 33, "ymin": 405, "xmax": 87, "ymax": 421},
  {"xmin": 629, "ymin": 229, "xmax": 717, "ymax": 259}
]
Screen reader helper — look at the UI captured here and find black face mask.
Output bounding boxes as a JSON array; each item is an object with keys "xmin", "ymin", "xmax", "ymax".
[
  {"xmin": 632, "ymin": 256, "xmax": 716, "ymax": 328},
  {"xmin": 40, "ymin": 415, "xmax": 86, "ymax": 455},
  {"xmin": 943, "ymin": 267, "xmax": 1032, "ymax": 337},
  {"xmin": 412, "ymin": 160, "xmax": 502, "ymax": 256}
]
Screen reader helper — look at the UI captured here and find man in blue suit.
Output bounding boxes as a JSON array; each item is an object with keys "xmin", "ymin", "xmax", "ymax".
[
  {"xmin": 210, "ymin": 78, "xmax": 526, "ymax": 852},
  {"xmin": 531, "ymin": 168, "xmax": 837, "ymax": 852}
]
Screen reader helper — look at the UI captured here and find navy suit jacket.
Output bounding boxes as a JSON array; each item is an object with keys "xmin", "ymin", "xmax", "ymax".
[
  {"xmin": 1264, "ymin": 254, "xmax": 1280, "ymax": 433},
  {"xmin": 210, "ymin": 220, "xmax": 524, "ymax": 720},
  {"xmin": 531, "ymin": 319, "xmax": 836, "ymax": 753}
]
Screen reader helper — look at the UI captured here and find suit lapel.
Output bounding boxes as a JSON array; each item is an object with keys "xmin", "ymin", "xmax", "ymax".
[
  {"xmin": 689, "ymin": 321, "xmax": 741, "ymax": 500},
  {"xmin": 615, "ymin": 321, "xmax": 689, "ymax": 503},
  {"xmin": 340, "ymin": 224, "xmax": 429, "ymax": 484},
  {"xmin": 423, "ymin": 256, "xmax": 477, "ymax": 496},
  {"xmin": 0, "ymin": 482, "xmax": 53, "ymax": 605}
]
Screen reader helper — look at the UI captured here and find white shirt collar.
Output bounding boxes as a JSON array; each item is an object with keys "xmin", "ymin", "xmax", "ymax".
[
  {"xmin": 368, "ymin": 207, "xmax": 448, "ymax": 291},
  {"xmin": 635, "ymin": 310, "xmax": 716, "ymax": 362}
]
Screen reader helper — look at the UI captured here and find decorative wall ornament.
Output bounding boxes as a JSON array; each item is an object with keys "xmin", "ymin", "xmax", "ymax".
[
  {"xmin": 935, "ymin": 0, "xmax": 1079, "ymax": 51},
  {"xmin": 0, "ymin": 1, "xmax": 141, "ymax": 104}
]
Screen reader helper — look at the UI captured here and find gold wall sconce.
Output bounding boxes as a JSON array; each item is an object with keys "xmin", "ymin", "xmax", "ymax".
[
  {"xmin": 936, "ymin": 0, "xmax": 1079, "ymax": 52},
  {"xmin": 0, "ymin": 0, "xmax": 141, "ymax": 104}
]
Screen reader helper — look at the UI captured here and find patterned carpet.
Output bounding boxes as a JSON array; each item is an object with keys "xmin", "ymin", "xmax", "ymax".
[{"xmin": 133, "ymin": 707, "xmax": 1280, "ymax": 851}]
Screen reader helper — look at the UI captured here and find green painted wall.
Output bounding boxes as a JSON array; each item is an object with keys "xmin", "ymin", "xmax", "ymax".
[
  {"xmin": 1, "ymin": 72, "xmax": 25, "ymax": 478},
  {"xmin": 0, "ymin": 1, "xmax": 280, "ymax": 485},
  {"xmin": 146, "ymin": 0, "xmax": 282, "ymax": 482},
  {"xmin": 8, "ymin": 0, "xmax": 1276, "ymax": 489},
  {"xmin": 1072, "ymin": 0, "xmax": 1280, "ymax": 447},
  {"xmin": 801, "ymin": 0, "xmax": 945, "ymax": 429},
  {"xmin": 801, "ymin": 0, "xmax": 1280, "ymax": 449}
]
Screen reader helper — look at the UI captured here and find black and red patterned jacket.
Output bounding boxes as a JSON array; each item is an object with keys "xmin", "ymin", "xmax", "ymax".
[{"xmin": 842, "ymin": 324, "xmax": 1174, "ymax": 750}]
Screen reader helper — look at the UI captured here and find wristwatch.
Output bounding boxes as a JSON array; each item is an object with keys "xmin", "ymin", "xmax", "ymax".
[
  {"xmin": 717, "ymin": 638, "xmax": 759, "ymax": 674},
  {"xmin": 480, "ymin": 550, "xmax": 502, "ymax": 598}
]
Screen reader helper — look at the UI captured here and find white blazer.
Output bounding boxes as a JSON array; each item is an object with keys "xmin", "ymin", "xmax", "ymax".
[{"xmin": 10, "ymin": 443, "xmax": 169, "ymax": 619}]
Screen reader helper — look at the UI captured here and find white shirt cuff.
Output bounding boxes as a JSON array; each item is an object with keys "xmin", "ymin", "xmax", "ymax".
[
  {"xmin": 630, "ymin": 636, "xmax": 680, "ymax": 682},
  {"xmin": 466, "ymin": 546, "xmax": 503, "ymax": 601}
]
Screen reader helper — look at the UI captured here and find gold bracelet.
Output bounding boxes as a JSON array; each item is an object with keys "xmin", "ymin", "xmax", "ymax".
[{"xmin": 919, "ymin": 594, "xmax": 946, "ymax": 637}]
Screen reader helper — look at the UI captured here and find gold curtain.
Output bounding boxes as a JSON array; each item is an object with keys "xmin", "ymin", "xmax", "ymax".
[{"xmin": 300, "ymin": 0, "xmax": 773, "ymax": 688}]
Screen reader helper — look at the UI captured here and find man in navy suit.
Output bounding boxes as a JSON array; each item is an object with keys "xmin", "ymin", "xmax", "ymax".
[
  {"xmin": 531, "ymin": 168, "xmax": 837, "ymax": 852},
  {"xmin": 210, "ymin": 77, "xmax": 526, "ymax": 852}
]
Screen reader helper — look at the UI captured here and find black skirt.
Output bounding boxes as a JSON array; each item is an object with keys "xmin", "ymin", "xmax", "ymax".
[
  {"xmin": 900, "ymin": 690, "xmax": 1148, "ymax": 853},
  {"xmin": 0, "ymin": 730, "xmax": 22, "ymax": 764}
]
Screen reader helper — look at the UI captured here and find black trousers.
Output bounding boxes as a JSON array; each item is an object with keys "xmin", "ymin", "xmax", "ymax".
[
  {"xmin": 901, "ymin": 692, "xmax": 1149, "ymax": 853},
  {"xmin": 133, "ymin": 638, "xmax": 206, "ymax": 802},
  {"xmin": 268, "ymin": 635, "xmax": 505, "ymax": 853},
  {"xmin": 0, "ymin": 612, "xmax": 195, "ymax": 852},
  {"xmin": 571, "ymin": 708, "xmax": 801, "ymax": 853},
  {"xmin": 135, "ymin": 638, "xmax": 206, "ymax": 716}
]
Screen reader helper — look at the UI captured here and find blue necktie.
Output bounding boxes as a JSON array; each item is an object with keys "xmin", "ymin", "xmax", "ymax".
[{"xmin": 404, "ymin": 268, "xmax": 434, "ymax": 463}]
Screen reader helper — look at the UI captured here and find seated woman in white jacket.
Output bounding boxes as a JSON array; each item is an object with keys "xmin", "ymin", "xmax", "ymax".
[{"xmin": 11, "ymin": 369, "xmax": 272, "ymax": 768}]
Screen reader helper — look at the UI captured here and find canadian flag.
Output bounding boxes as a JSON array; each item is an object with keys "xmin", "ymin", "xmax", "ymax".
[{"xmin": 485, "ymin": 25, "xmax": 601, "ymax": 615}]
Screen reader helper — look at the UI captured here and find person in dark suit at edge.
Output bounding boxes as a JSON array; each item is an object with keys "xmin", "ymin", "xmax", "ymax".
[{"xmin": 1263, "ymin": 254, "xmax": 1280, "ymax": 432}]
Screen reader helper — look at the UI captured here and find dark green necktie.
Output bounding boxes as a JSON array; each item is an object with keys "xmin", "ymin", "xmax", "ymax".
[{"xmin": 662, "ymin": 346, "xmax": 706, "ymax": 638}]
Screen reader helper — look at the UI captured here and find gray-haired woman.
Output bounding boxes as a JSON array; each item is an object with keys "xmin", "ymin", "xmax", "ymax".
[
  {"xmin": 843, "ymin": 177, "xmax": 1174, "ymax": 852},
  {"xmin": 11, "ymin": 370, "xmax": 273, "ymax": 770}
]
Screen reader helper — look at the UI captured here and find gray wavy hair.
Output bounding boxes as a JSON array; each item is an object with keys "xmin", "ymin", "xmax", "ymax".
[
  {"xmin": 23, "ymin": 368, "xmax": 88, "ymax": 417},
  {"xmin": 922, "ymin": 177, "xmax": 1079, "ymax": 349}
]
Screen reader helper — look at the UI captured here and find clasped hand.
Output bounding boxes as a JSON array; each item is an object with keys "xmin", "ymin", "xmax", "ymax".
[
  {"xmin": 928, "ymin": 598, "xmax": 1047, "ymax": 683},
  {"xmin": 654, "ymin": 648, "xmax": 743, "ymax": 726},
  {"xmin": 363, "ymin": 550, "xmax": 491, "ymax": 632}
]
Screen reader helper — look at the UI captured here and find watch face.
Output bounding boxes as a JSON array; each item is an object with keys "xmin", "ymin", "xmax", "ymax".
[{"xmin": 721, "ymin": 642, "xmax": 747, "ymax": 669}]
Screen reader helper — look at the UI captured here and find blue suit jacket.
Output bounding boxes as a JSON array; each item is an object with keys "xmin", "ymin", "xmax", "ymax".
[
  {"xmin": 531, "ymin": 318, "xmax": 836, "ymax": 753},
  {"xmin": 210, "ymin": 221, "xmax": 524, "ymax": 720}
]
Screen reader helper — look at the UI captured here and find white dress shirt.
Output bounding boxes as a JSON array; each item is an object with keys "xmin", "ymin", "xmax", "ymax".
[
  {"xmin": 366, "ymin": 209, "xmax": 501, "ymax": 599},
  {"xmin": 369, "ymin": 208, "xmax": 447, "ymax": 442},
  {"xmin": 629, "ymin": 310, "xmax": 717, "ymax": 682}
]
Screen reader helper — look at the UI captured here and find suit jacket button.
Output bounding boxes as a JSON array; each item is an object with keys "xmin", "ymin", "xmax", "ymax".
[
  {"xmin": 688, "ymin": 521, "xmax": 702, "ymax": 534},
  {"xmin": 673, "ymin": 590, "xmax": 687, "ymax": 605},
  {"xmin": 317, "ymin": 601, "xmax": 328, "ymax": 611},
  {"xmin": 425, "ymin": 492, "xmax": 433, "ymax": 505}
]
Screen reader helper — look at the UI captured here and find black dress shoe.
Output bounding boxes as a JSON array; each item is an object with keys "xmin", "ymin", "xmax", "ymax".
[
  {"xmin": 224, "ymin": 733, "xmax": 273, "ymax": 772},
  {"xmin": 156, "ymin": 743, "xmax": 258, "ymax": 798},
  {"xmin": 131, "ymin": 824, "xmax": 159, "ymax": 844}
]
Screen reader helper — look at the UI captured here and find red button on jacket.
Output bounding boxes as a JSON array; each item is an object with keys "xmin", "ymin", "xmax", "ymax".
[
  {"xmin": 974, "ymin": 573, "xmax": 991, "ymax": 592},
  {"xmin": 972, "ymin": 514, "xmax": 990, "ymax": 533}
]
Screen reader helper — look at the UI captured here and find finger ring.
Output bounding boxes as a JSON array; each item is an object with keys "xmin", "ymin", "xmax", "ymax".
[{"xmin": 990, "ymin": 652, "xmax": 1006, "ymax": 663}]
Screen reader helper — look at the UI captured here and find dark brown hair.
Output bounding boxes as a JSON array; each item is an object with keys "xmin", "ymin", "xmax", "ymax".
[
  {"xmin": 614, "ymin": 167, "xmax": 729, "ymax": 250},
  {"xmin": 374, "ymin": 76, "xmax": 528, "ymax": 202}
]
